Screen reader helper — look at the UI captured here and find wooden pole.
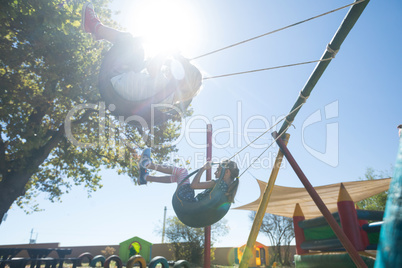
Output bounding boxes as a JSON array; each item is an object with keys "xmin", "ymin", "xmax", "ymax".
[
  {"xmin": 204, "ymin": 124, "xmax": 212, "ymax": 268},
  {"xmin": 273, "ymin": 131, "xmax": 367, "ymax": 268},
  {"xmin": 278, "ymin": 0, "xmax": 370, "ymax": 134},
  {"xmin": 239, "ymin": 134, "xmax": 290, "ymax": 268}
]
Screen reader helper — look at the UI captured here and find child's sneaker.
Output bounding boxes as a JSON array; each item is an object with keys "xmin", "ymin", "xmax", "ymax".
[
  {"xmin": 138, "ymin": 166, "xmax": 148, "ymax": 185},
  {"xmin": 138, "ymin": 148, "xmax": 152, "ymax": 185},
  {"xmin": 81, "ymin": 2, "xmax": 102, "ymax": 39},
  {"xmin": 139, "ymin": 148, "xmax": 152, "ymax": 168}
]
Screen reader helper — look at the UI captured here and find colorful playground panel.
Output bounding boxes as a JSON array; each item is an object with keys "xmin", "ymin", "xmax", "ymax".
[{"xmin": 293, "ymin": 185, "xmax": 385, "ymax": 268}]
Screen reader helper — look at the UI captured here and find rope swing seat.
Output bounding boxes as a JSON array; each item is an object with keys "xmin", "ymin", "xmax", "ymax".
[
  {"xmin": 98, "ymin": 40, "xmax": 191, "ymax": 128},
  {"xmin": 172, "ymin": 167, "xmax": 231, "ymax": 228}
]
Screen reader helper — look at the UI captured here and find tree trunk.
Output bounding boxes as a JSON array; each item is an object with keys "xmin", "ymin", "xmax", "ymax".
[
  {"xmin": 0, "ymin": 172, "xmax": 31, "ymax": 223},
  {"xmin": 0, "ymin": 127, "xmax": 65, "ymax": 225},
  {"xmin": 276, "ymin": 244, "xmax": 283, "ymax": 265},
  {"xmin": 283, "ymin": 243, "xmax": 291, "ymax": 266}
]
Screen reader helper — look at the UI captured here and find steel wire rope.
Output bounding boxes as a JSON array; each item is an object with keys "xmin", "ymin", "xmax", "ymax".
[
  {"xmin": 202, "ymin": 58, "xmax": 333, "ymax": 80},
  {"xmin": 211, "ymin": 101, "xmax": 299, "ymax": 179},
  {"xmin": 208, "ymin": 103, "xmax": 301, "ymax": 179},
  {"xmin": 237, "ymin": 123, "xmax": 291, "ymax": 178},
  {"xmin": 226, "ymin": 130, "xmax": 277, "ymax": 141},
  {"xmin": 215, "ymin": 138, "xmax": 266, "ymax": 205},
  {"xmin": 191, "ymin": 0, "xmax": 366, "ymax": 61},
  {"xmin": 226, "ymin": 102, "xmax": 303, "ymax": 163},
  {"xmin": 217, "ymin": 140, "xmax": 270, "ymax": 182}
]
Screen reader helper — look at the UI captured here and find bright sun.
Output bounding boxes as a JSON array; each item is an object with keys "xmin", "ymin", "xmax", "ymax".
[{"xmin": 126, "ymin": 0, "xmax": 199, "ymax": 58}]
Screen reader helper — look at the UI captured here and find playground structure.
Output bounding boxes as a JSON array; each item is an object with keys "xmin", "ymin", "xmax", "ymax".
[
  {"xmin": 235, "ymin": 242, "xmax": 269, "ymax": 267},
  {"xmin": 227, "ymin": 0, "xmax": 400, "ymax": 267},
  {"xmin": 171, "ymin": 0, "xmax": 401, "ymax": 267},
  {"xmin": 238, "ymin": 0, "xmax": 373, "ymax": 266},
  {"xmin": 82, "ymin": 253, "xmax": 190, "ymax": 268},
  {"xmin": 115, "ymin": 236, "xmax": 191, "ymax": 267},
  {"xmin": 85, "ymin": 0, "xmax": 398, "ymax": 266},
  {"xmin": 52, "ymin": 0, "xmax": 401, "ymax": 267},
  {"xmin": 0, "ymin": 241, "xmax": 277, "ymax": 267},
  {"xmin": 0, "ymin": 246, "xmax": 191, "ymax": 268},
  {"xmin": 0, "ymin": 236, "xmax": 196, "ymax": 268},
  {"xmin": 292, "ymin": 185, "xmax": 383, "ymax": 267},
  {"xmin": 118, "ymin": 236, "xmax": 152, "ymax": 264},
  {"xmin": 3, "ymin": 1, "xmax": 399, "ymax": 267},
  {"xmin": 88, "ymin": 0, "xmax": 400, "ymax": 265},
  {"xmin": 95, "ymin": 0, "xmax": 401, "ymax": 265},
  {"xmin": 0, "ymin": 248, "xmax": 92, "ymax": 268}
]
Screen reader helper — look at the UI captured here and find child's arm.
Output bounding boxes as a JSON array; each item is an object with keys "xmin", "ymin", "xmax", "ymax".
[
  {"xmin": 146, "ymin": 51, "xmax": 183, "ymax": 78},
  {"xmin": 146, "ymin": 53, "xmax": 168, "ymax": 77},
  {"xmin": 191, "ymin": 161, "xmax": 216, "ymax": 189}
]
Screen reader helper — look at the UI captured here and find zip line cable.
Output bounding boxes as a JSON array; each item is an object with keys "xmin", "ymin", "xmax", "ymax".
[
  {"xmin": 218, "ymin": 142, "xmax": 269, "ymax": 202},
  {"xmin": 208, "ymin": 102, "xmax": 302, "ymax": 178},
  {"xmin": 238, "ymin": 124, "xmax": 291, "ymax": 179},
  {"xmin": 227, "ymin": 102, "xmax": 303, "ymax": 163},
  {"xmin": 202, "ymin": 58, "xmax": 333, "ymax": 80},
  {"xmin": 191, "ymin": 0, "xmax": 366, "ymax": 61},
  {"xmin": 201, "ymin": 1, "xmax": 367, "ymax": 80}
]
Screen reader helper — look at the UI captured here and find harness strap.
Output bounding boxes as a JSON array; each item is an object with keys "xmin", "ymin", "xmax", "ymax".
[
  {"xmin": 177, "ymin": 168, "xmax": 201, "ymax": 187},
  {"xmin": 175, "ymin": 163, "xmax": 222, "ymax": 204},
  {"xmin": 175, "ymin": 168, "xmax": 201, "ymax": 206}
]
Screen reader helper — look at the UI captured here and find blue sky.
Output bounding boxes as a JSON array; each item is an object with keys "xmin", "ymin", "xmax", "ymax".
[{"xmin": 1, "ymin": 0, "xmax": 401, "ymax": 248}]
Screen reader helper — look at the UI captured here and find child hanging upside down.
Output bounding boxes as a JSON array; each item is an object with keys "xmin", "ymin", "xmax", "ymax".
[
  {"xmin": 81, "ymin": 2, "xmax": 202, "ymax": 126},
  {"xmin": 138, "ymin": 148, "xmax": 240, "ymax": 204}
]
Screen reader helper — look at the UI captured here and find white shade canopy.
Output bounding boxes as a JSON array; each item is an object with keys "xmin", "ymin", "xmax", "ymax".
[{"xmin": 234, "ymin": 178, "xmax": 391, "ymax": 219}]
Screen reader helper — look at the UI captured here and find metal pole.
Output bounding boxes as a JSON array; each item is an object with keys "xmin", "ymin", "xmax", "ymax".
[
  {"xmin": 204, "ymin": 124, "xmax": 212, "ymax": 268},
  {"xmin": 162, "ymin": 206, "xmax": 167, "ymax": 243},
  {"xmin": 273, "ymin": 131, "xmax": 367, "ymax": 268},
  {"xmin": 239, "ymin": 134, "xmax": 290, "ymax": 268},
  {"xmin": 278, "ymin": 0, "xmax": 370, "ymax": 134}
]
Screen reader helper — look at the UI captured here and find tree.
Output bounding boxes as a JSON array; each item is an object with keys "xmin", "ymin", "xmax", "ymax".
[
  {"xmin": 0, "ymin": 1, "xmax": 189, "ymax": 223},
  {"xmin": 250, "ymin": 212, "xmax": 295, "ymax": 266},
  {"xmin": 357, "ymin": 167, "xmax": 391, "ymax": 211},
  {"xmin": 158, "ymin": 216, "xmax": 229, "ymax": 266},
  {"xmin": 101, "ymin": 246, "xmax": 116, "ymax": 258}
]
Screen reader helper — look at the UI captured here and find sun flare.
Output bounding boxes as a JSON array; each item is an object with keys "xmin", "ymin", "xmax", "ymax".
[{"xmin": 127, "ymin": 1, "xmax": 200, "ymax": 58}]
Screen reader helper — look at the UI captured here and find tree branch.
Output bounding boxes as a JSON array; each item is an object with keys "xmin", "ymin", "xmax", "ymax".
[
  {"xmin": 0, "ymin": 125, "xmax": 5, "ymax": 174},
  {"xmin": 38, "ymin": 108, "xmax": 95, "ymax": 164}
]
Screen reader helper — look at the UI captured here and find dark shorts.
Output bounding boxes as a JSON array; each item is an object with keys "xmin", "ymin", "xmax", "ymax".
[{"xmin": 177, "ymin": 184, "xmax": 196, "ymax": 202}]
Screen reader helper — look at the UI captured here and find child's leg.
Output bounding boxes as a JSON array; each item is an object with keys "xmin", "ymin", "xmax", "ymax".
[
  {"xmin": 96, "ymin": 25, "xmax": 126, "ymax": 43},
  {"xmin": 146, "ymin": 175, "xmax": 174, "ymax": 184},
  {"xmin": 145, "ymin": 163, "xmax": 189, "ymax": 184},
  {"xmin": 82, "ymin": 2, "xmax": 127, "ymax": 43},
  {"xmin": 144, "ymin": 163, "xmax": 175, "ymax": 183},
  {"xmin": 147, "ymin": 163, "xmax": 175, "ymax": 174}
]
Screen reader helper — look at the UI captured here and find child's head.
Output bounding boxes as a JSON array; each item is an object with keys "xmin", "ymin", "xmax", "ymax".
[
  {"xmin": 173, "ymin": 58, "xmax": 202, "ymax": 103},
  {"xmin": 220, "ymin": 160, "xmax": 239, "ymax": 179},
  {"xmin": 219, "ymin": 160, "xmax": 240, "ymax": 203}
]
